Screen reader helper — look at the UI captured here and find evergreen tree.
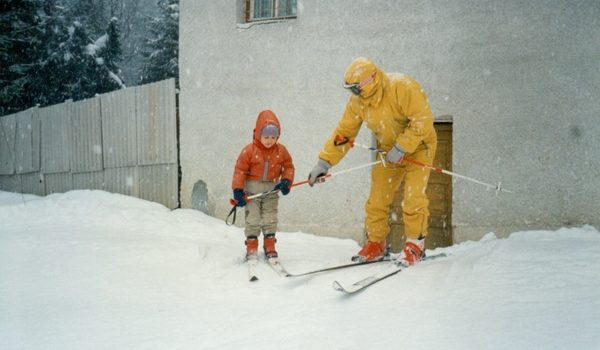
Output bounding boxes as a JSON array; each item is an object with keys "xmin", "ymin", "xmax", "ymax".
[
  {"xmin": 1, "ymin": 0, "xmax": 170, "ymax": 116},
  {"xmin": 87, "ymin": 17, "xmax": 125, "ymax": 95},
  {"xmin": 0, "ymin": 0, "xmax": 44, "ymax": 115},
  {"xmin": 139, "ymin": 0, "xmax": 179, "ymax": 87},
  {"xmin": 62, "ymin": 21, "xmax": 93, "ymax": 101},
  {"xmin": 31, "ymin": 0, "xmax": 71, "ymax": 107},
  {"xmin": 69, "ymin": 0, "xmax": 108, "ymax": 37},
  {"xmin": 40, "ymin": 15, "xmax": 124, "ymax": 103},
  {"xmin": 104, "ymin": 17, "xmax": 123, "ymax": 76},
  {"xmin": 0, "ymin": 0, "xmax": 82, "ymax": 113}
]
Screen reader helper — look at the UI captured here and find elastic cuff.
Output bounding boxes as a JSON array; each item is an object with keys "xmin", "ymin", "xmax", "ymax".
[{"xmin": 317, "ymin": 159, "xmax": 332, "ymax": 170}]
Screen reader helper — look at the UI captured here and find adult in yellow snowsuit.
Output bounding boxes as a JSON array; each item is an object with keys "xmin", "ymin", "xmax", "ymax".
[{"xmin": 308, "ymin": 57, "xmax": 437, "ymax": 264}]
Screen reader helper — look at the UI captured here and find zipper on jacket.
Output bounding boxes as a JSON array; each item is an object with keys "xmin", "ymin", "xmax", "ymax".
[{"xmin": 262, "ymin": 160, "xmax": 269, "ymax": 181}]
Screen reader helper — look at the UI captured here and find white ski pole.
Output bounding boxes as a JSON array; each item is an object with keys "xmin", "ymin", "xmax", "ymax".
[
  {"xmin": 352, "ymin": 142, "xmax": 512, "ymax": 194},
  {"xmin": 226, "ymin": 159, "xmax": 383, "ymax": 225},
  {"xmin": 244, "ymin": 159, "xmax": 382, "ymax": 201}
]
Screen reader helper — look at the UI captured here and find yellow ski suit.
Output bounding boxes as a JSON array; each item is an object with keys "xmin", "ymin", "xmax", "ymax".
[{"xmin": 319, "ymin": 58, "xmax": 437, "ymax": 242}]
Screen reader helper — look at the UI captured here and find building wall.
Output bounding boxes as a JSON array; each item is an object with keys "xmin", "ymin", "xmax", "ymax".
[{"xmin": 179, "ymin": 0, "xmax": 600, "ymax": 242}]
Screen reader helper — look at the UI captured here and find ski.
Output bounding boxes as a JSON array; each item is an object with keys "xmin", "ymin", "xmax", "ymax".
[
  {"xmin": 332, "ymin": 253, "xmax": 447, "ymax": 294},
  {"xmin": 285, "ymin": 257, "xmax": 392, "ymax": 277},
  {"xmin": 332, "ymin": 265, "xmax": 400, "ymax": 293},
  {"xmin": 267, "ymin": 257, "xmax": 290, "ymax": 277},
  {"xmin": 247, "ymin": 258, "xmax": 259, "ymax": 282},
  {"xmin": 247, "ymin": 257, "xmax": 288, "ymax": 281}
]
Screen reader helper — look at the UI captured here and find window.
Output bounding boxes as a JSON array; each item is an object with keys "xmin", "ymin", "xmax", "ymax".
[{"xmin": 245, "ymin": 0, "xmax": 297, "ymax": 22}]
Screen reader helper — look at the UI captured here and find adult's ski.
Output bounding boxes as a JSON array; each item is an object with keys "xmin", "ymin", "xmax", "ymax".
[
  {"xmin": 285, "ymin": 257, "xmax": 391, "ymax": 277},
  {"xmin": 332, "ymin": 253, "xmax": 447, "ymax": 294}
]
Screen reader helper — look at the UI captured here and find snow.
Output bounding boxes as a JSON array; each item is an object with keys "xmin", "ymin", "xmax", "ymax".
[
  {"xmin": 86, "ymin": 34, "xmax": 108, "ymax": 56},
  {"xmin": 108, "ymin": 71, "xmax": 126, "ymax": 89},
  {"xmin": 1, "ymin": 190, "xmax": 599, "ymax": 349}
]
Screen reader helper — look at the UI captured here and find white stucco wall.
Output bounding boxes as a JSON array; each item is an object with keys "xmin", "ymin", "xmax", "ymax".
[{"xmin": 179, "ymin": 0, "xmax": 600, "ymax": 243}]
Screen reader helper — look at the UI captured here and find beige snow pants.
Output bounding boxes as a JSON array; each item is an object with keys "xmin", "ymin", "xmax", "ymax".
[{"xmin": 244, "ymin": 180, "xmax": 279, "ymax": 237}]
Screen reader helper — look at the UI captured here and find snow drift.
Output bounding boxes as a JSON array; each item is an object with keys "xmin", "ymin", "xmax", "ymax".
[{"xmin": 1, "ymin": 190, "xmax": 599, "ymax": 349}]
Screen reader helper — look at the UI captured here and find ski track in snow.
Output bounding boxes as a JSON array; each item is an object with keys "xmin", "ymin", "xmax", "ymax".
[{"xmin": 1, "ymin": 190, "xmax": 599, "ymax": 349}]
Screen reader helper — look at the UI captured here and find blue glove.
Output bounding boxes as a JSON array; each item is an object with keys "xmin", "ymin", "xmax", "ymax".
[
  {"xmin": 308, "ymin": 159, "xmax": 331, "ymax": 186},
  {"xmin": 275, "ymin": 179, "xmax": 291, "ymax": 195},
  {"xmin": 233, "ymin": 188, "xmax": 247, "ymax": 207},
  {"xmin": 385, "ymin": 144, "xmax": 405, "ymax": 164}
]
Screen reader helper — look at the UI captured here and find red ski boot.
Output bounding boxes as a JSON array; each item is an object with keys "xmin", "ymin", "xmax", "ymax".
[
  {"xmin": 352, "ymin": 240, "xmax": 386, "ymax": 262},
  {"xmin": 245, "ymin": 236, "xmax": 258, "ymax": 260},
  {"xmin": 263, "ymin": 233, "xmax": 278, "ymax": 259},
  {"xmin": 399, "ymin": 238, "xmax": 425, "ymax": 265}
]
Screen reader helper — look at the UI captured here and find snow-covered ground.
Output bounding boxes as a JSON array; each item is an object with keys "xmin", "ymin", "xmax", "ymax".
[{"xmin": 1, "ymin": 190, "xmax": 599, "ymax": 349}]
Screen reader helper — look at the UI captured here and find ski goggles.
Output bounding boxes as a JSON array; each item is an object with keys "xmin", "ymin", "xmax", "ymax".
[{"xmin": 343, "ymin": 72, "xmax": 375, "ymax": 95}]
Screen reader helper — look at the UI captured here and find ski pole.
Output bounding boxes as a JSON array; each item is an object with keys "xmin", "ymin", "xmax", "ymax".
[
  {"xmin": 225, "ymin": 159, "xmax": 383, "ymax": 225},
  {"xmin": 225, "ymin": 179, "xmax": 314, "ymax": 226},
  {"xmin": 229, "ymin": 159, "xmax": 381, "ymax": 205},
  {"xmin": 352, "ymin": 142, "xmax": 512, "ymax": 194},
  {"xmin": 229, "ymin": 160, "xmax": 381, "ymax": 205},
  {"xmin": 228, "ymin": 179, "xmax": 312, "ymax": 207}
]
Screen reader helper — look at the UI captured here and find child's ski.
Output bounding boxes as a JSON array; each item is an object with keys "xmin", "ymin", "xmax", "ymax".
[
  {"xmin": 267, "ymin": 257, "xmax": 290, "ymax": 277},
  {"xmin": 332, "ymin": 253, "xmax": 447, "ymax": 294},
  {"xmin": 247, "ymin": 258, "xmax": 259, "ymax": 282},
  {"xmin": 246, "ymin": 257, "xmax": 288, "ymax": 281}
]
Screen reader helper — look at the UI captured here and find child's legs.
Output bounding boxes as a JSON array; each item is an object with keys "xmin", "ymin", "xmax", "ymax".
[
  {"xmin": 244, "ymin": 180, "xmax": 278, "ymax": 237},
  {"xmin": 260, "ymin": 192, "xmax": 279, "ymax": 234},
  {"xmin": 244, "ymin": 199, "xmax": 262, "ymax": 237}
]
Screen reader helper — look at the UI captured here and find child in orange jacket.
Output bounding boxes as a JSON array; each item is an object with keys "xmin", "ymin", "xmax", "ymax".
[{"xmin": 232, "ymin": 109, "xmax": 295, "ymax": 261}]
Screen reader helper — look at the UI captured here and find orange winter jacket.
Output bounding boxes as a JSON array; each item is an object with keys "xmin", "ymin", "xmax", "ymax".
[{"xmin": 232, "ymin": 110, "xmax": 295, "ymax": 190}]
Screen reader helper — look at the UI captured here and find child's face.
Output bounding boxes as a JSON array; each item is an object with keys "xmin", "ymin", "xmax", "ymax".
[{"xmin": 260, "ymin": 135, "xmax": 277, "ymax": 148}]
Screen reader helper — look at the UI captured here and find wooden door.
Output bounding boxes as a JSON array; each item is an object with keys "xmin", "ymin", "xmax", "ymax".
[{"xmin": 388, "ymin": 119, "xmax": 453, "ymax": 252}]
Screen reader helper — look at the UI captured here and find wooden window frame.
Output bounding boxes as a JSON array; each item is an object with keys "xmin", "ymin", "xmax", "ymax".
[{"xmin": 245, "ymin": 0, "xmax": 297, "ymax": 23}]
